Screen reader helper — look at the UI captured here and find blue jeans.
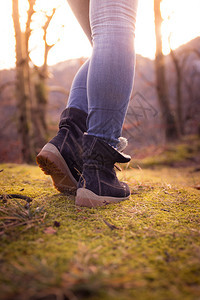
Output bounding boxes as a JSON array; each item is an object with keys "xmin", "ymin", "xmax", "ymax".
[{"xmin": 67, "ymin": 0, "xmax": 138, "ymax": 147}]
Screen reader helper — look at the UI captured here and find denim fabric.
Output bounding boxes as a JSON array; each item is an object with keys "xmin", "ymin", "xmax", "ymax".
[
  {"xmin": 67, "ymin": 60, "xmax": 89, "ymax": 114},
  {"xmin": 67, "ymin": 0, "xmax": 138, "ymax": 147}
]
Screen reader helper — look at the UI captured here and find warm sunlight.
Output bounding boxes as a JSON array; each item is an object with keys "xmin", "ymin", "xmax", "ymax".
[
  {"xmin": 161, "ymin": 0, "xmax": 200, "ymax": 54},
  {"xmin": 0, "ymin": 0, "xmax": 200, "ymax": 69}
]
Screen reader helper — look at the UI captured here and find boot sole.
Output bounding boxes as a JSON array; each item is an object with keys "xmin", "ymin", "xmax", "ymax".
[
  {"xmin": 76, "ymin": 188, "xmax": 129, "ymax": 208},
  {"xmin": 36, "ymin": 143, "xmax": 77, "ymax": 193}
]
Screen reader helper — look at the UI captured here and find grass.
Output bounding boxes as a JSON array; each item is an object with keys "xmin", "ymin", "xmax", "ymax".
[
  {"xmin": 132, "ymin": 135, "xmax": 200, "ymax": 168},
  {"xmin": 0, "ymin": 160, "xmax": 200, "ymax": 300}
]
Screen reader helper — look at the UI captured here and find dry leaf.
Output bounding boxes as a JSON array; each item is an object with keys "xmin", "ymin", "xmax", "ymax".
[{"xmin": 44, "ymin": 226, "xmax": 57, "ymax": 234}]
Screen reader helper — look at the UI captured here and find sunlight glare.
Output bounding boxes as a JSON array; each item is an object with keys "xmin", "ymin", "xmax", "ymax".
[
  {"xmin": 28, "ymin": 0, "xmax": 92, "ymax": 66},
  {"xmin": 161, "ymin": 0, "xmax": 200, "ymax": 54},
  {"xmin": 0, "ymin": 0, "xmax": 200, "ymax": 69}
]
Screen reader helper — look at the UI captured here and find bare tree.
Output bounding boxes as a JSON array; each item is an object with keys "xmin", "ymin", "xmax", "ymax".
[
  {"xmin": 27, "ymin": 7, "xmax": 59, "ymax": 151},
  {"xmin": 168, "ymin": 36, "xmax": 184, "ymax": 135},
  {"xmin": 183, "ymin": 49, "xmax": 200, "ymax": 135},
  {"xmin": 12, "ymin": 0, "xmax": 61, "ymax": 159},
  {"xmin": 12, "ymin": 0, "xmax": 33, "ymax": 162},
  {"xmin": 154, "ymin": 0, "xmax": 179, "ymax": 141},
  {"xmin": 33, "ymin": 8, "xmax": 58, "ymax": 149}
]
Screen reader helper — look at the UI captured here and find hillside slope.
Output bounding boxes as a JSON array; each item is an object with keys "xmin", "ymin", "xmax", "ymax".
[{"xmin": 0, "ymin": 37, "xmax": 200, "ymax": 162}]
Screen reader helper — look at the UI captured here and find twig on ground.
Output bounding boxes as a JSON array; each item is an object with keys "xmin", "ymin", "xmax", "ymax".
[
  {"xmin": 0, "ymin": 194, "xmax": 33, "ymax": 203},
  {"xmin": 103, "ymin": 218, "xmax": 119, "ymax": 230}
]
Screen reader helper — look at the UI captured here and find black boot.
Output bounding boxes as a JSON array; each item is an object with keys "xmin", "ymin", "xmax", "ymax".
[
  {"xmin": 75, "ymin": 134, "xmax": 131, "ymax": 207},
  {"xmin": 36, "ymin": 108, "xmax": 87, "ymax": 193}
]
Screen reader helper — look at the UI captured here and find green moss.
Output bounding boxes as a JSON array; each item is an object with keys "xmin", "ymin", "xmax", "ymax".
[
  {"xmin": 132, "ymin": 135, "xmax": 200, "ymax": 168},
  {"xmin": 0, "ymin": 163, "xmax": 200, "ymax": 300}
]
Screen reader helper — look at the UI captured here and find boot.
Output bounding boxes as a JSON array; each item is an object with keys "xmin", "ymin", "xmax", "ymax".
[
  {"xmin": 36, "ymin": 107, "xmax": 87, "ymax": 193},
  {"xmin": 75, "ymin": 134, "xmax": 131, "ymax": 207}
]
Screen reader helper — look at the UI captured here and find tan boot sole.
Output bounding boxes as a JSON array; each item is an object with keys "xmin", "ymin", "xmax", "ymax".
[
  {"xmin": 36, "ymin": 143, "xmax": 77, "ymax": 193},
  {"xmin": 75, "ymin": 188, "xmax": 129, "ymax": 208}
]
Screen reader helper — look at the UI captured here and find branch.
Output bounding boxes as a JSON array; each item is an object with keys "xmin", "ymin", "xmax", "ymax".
[
  {"xmin": 42, "ymin": 8, "xmax": 58, "ymax": 69},
  {"xmin": 25, "ymin": 0, "xmax": 36, "ymax": 48},
  {"xmin": 43, "ymin": 8, "xmax": 56, "ymax": 32},
  {"xmin": 179, "ymin": 47, "xmax": 200, "ymax": 72},
  {"xmin": 0, "ymin": 194, "xmax": 33, "ymax": 203}
]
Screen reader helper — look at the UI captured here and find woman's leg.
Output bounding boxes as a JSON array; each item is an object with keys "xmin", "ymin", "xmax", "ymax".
[
  {"xmin": 87, "ymin": 0, "xmax": 138, "ymax": 147},
  {"xmin": 76, "ymin": 0, "xmax": 139, "ymax": 207},
  {"xmin": 67, "ymin": 59, "xmax": 89, "ymax": 114},
  {"xmin": 66, "ymin": 0, "xmax": 92, "ymax": 113},
  {"xmin": 36, "ymin": 1, "xmax": 92, "ymax": 193},
  {"xmin": 67, "ymin": 0, "xmax": 92, "ymax": 44}
]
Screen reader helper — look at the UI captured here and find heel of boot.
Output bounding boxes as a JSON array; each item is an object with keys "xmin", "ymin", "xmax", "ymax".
[{"xmin": 36, "ymin": 143, "xmax": 77, "ymax": 193}]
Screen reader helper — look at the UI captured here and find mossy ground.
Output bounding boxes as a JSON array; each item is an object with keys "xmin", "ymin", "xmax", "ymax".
[
  {"xmin": 0, "ymin": 161, "xmax": 200, "ymax": 300},
  {"xmin": 133, "ymin": 135, "xmax": 200, "ymax": 168}
]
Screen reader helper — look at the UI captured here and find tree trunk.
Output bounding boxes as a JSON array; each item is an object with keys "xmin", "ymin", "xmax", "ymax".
[
  {"xmin": 33, "ymin": 69, "xmax": 49, "ymax": 151},
  {"xmin": 25, "ymin": 0, "xmax": 48, "ymax": 152},
  {"xmin": 13, "ymin": 1, "xmax": 59, "ymax": 156},
  {"xmin": 12, "ymin": 0, "xmax": 33, "ymax": 163},
  {"xmin": 154, "ymin": 0, "xmax": 179, "ymax": 141},
  {"xmin": 169, "ymin": 48, "xmax": 184, "ymax": 135}
]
